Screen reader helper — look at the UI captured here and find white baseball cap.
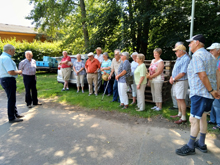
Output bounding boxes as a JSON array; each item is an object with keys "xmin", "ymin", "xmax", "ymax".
[
  {"xmin": 87, "ymin": 52, "xmax": 94, "ymax": 57},
  {"xmin": 206, "ymin": 43, "xmax": 220, "ymax": 50}
]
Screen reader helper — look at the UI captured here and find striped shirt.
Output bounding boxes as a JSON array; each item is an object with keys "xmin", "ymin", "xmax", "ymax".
[
  {"xmin": 187, "ymin": 48, "xmax": 217, "ymax": 99},
  {"xmin": 19, "ymin": 59, "xmax": 36, "ymax": 75},
  {"xmin": 172, "ymin": 54, "xmax": 190, "ymax": 80}
]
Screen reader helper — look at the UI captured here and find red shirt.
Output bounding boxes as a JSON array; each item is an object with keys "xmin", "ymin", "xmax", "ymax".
[
  {"xmin": 61, "ymin": 56, "xmax": 71, "ymax": 68},
  {"xmin": 85, "ymin": 58, "xmax": 100, "ymax": 73}
]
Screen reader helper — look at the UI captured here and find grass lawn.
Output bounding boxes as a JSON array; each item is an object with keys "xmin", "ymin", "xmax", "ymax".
[{"xmin": 0, "ymin": 72, "xmax": 218, "ymax": 133}]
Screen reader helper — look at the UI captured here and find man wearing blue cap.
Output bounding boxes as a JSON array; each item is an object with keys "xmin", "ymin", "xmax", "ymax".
[{"xmin": 176, "ymin": 34, "xmax": 220, "ymax": 156}]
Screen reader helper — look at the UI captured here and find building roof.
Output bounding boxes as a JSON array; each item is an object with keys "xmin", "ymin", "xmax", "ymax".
[{"xmin": 0, "ymin": 23, "xmax": 38, "ymax": 34}]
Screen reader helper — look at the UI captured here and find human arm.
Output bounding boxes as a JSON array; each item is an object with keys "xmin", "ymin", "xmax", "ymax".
[
  {"xmin": 198, "ymin": 71, "xmax": 220, "ymax": 99},
  {"xmin": 8, "ymin": 70, "xmax": 22, "ymax": 75},
  {"xmin": 148, "ymin": 61, "xmax": 164, "ymax": 79},
  {"xmin": 137, "ymin": 76, "xmax": 145, "ymax": 89},
  {"xmin": 169, "ymin": 73, "xmax": 186, "ymax": 84},
  {"xmin": 116, "ymin": 70, "xmax": 126, "ymax": 81},
  {"xmin": 217, "ymin": 69, "xmax": 220, "ymax": 94}
]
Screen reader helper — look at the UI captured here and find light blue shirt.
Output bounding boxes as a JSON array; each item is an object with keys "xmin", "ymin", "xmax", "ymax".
[
  {"xmin": 0, "ymin": 52, "xmax": 18, "ymax": 78},
  {"xmin": 101, "ymin": 59, "xmax": 112, "ymax": 74},
  {"xmin": 187, "ymin": 48, "xmax": 217, "ymax": 99},
  {"xmin": 172, "ymin": 54, "xmax": 190, "ymax": 80},
  {"xmin": 131, "ymin": 61, "xmax": 138, "ymax": 75}
]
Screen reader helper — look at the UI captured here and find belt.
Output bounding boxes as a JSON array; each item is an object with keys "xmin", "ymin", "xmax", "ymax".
[
  {"xmin": 174, "ymin": 79, "xmax": 188, "ymax": 82},
  {"xmin": 88, "ymin": 72, "xmax": 97, "ymax": 74},
  {"xmin": 1, "ymin": 77, "xmax": 15, "ymax": 80}
]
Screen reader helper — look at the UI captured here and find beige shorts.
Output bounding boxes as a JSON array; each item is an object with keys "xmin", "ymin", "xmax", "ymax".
[
  {"xmin": 173, "ymin": 80, "xmax": 188, "ymax": 99},
  {"xmin": 61, "ymin": 67, "xmax": 71, "ymax": 81}
]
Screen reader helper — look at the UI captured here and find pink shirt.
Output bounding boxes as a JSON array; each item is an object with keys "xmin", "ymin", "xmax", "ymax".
[
  {"xmin": 61, "ymin": 56, "xmax": 71, "ymax": 68},
  {"xmin": 149, "ymin": 59, "xmax": 164, "ymax": 81}
]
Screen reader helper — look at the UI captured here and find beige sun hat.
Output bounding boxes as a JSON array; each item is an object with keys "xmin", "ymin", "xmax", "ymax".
[
  {"xmin": 96, "ymin": 47, "xmax": 102, "ymax": 51},
  {"xmin": 87, "ymin": 52, "xmax": 94, "ymax": 57},
  {"xmin": 102, "ymin": 73, "xmax": 109, "ymax": 81},
  {"xmin": 172, "ymin": 45, "xmax": 186, "ymax": 51}
]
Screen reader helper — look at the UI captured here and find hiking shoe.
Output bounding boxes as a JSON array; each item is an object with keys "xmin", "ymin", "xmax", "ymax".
[
  {"xmin": 176, "ymin": 144, "xmax": 195, "ymax": 156},
  {"xmin": 151, "ymin": 106, "xmax": 157, "ymax": 110},
  {"xmin": 194, "ymin": 140, "xmax": 207, "ymax": 153}
]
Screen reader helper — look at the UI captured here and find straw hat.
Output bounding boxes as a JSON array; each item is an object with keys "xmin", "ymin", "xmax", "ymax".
[{"xmin": 102, "ymin": 73, "xmax": 109, "ymax": 81}]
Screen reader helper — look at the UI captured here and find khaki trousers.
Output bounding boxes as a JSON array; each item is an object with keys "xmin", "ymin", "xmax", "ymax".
[
  {"xmin": 137, "ymin": 84, "xmax": 146, "ymax": 110},
  {"xmin": 87, "ymin": 73, "xmax": 98, "ymax": 94}
]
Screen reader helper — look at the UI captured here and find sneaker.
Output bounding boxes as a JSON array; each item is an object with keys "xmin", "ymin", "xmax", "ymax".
[
  {"xmin": 154, "ymin": 107, "xmax": 162, "ymax": 111},
  {"xmin": 194, "ymin": 140, "xmax": 207, "ymax": 153},
  {"xmin": 66, "ymin": 88, "xmax": 69, "ymax": 91},
  {"xmin": 82, "ymin": 90, "xmax": 84, "ymax": 93},
  {"xmin": 88, "ymin": 94, "xmax": 92, "ymax": 96},
  {"xmin": 27, "ymin": 105, "xmax": 32, "ymax": 108},
  {"xmin": 151, "ymin": 106, "xmax": 157, "ymax": 110},
  {"xmin": 9, "ymin": 118, "xmax": 23, "ymax": 123},
  {"xmin": 129, "ymin": 102, "xmax": 136, "ymax": 106},
  {"xmin": 77, "ymin": 90, "xmax": 79, "ymax": 93},
  {"xmin": 95, "ymin": 94, "xmax": 98, "ymax": 96},
  {"xmin": 176, "ymin": 144, "xmax": 196, "ymax": 156},
  {"xmin": 107, "ymin": 94, "xmax": 111, "ymax": 96},
  {"xmin": 136, "ymin": 109, "xmax": 144, "ymax": 112},
  {"xmin": 61, "ymin": 88, "xmax": 65, "ymax": 91}
]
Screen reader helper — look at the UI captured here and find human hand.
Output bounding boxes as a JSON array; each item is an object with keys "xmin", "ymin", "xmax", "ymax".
[
  {"xmin": 116, "ymin": 75, "xmax": 119, "ymax": 81},
  {"xmin": 108, "ymin": 75, "xmax": 111, "ymax": 80},
  {"xmin": 137, "ymin": 84, "xmax": 140, "ymax": 89},
  {"xmin": 169, "ymin": 77, "xmax": 174, "ymax": 84},
  {"xmin": 210, "ymin": 90, "xmax": 220, "ymax": 99},
  {"xmin": 103, "ymin": 71, "xmax": 106, "ymax": 75},
  {"xmin": 17, "ymin": 70, "xmax": 22, "ymax": 75}
]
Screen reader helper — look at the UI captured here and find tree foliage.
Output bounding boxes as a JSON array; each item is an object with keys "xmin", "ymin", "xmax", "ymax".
[{"xmin": 27, "ymin": 0, "xmax": 220, "ymax": 59}]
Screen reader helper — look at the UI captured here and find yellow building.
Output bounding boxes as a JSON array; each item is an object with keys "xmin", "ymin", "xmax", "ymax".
[{"xmin": 0, "ymin": 23, "xmax": 46, "ymax": 42}]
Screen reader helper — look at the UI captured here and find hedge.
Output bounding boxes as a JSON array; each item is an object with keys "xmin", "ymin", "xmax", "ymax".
[{"xmin": 0, "ymin": 38, "xmax": 63, "ymax": 65}]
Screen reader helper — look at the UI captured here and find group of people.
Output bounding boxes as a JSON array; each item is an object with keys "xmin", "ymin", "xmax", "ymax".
[
  {"xmin": 0, "ymin": 44, "xmax": 41, "ymax": 123},
  {"xmin": 1, "ymin": 34, "xmax": 220, "ymax": 157},
  {"xmin": 60, "ymin": 47, "xmax": 164, "ymax": 111}
]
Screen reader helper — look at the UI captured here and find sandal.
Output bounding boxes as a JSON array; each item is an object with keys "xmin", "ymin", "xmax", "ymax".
[
  {"xmin": 213, "ymin": 125, "xmax": 220, "ymax": 130},
  {"xmin": 119, "ymin": 104, "xmax": 124, "ymax": 107},
  {"xmin": 122, "ymin": 105, "xmax": 128, "ymax": 109}
]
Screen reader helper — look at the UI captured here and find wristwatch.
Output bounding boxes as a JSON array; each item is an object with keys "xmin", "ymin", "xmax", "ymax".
[{"xmin": 173, "ymin": 78, "xmax": 175, "ymax": 82}]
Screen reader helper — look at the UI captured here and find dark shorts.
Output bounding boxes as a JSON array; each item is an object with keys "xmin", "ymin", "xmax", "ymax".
[{"xmin": 190, "ymin": 95, "xmax": 214, "ymax": 119}]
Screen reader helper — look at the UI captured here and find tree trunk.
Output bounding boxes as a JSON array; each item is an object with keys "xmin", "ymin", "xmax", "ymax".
[{"xmin": 79, "ymin": 0, "xmax": 89, "ymax": 50}]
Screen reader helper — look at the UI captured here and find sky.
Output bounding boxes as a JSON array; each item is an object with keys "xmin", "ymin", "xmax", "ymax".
[{"xmin": 0, "ymin": 0, "xmax": 34, "ymax": 27}]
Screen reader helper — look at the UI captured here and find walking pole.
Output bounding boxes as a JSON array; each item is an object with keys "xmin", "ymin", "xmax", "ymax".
[{"xmin": 101, "ymin": 80, "xmax": 110, "ymax": 101}]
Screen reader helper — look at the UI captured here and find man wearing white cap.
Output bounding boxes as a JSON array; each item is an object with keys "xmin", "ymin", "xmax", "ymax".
[
  {"xmin": 85, "ymin": 52, "xmax": 101, "ymax": 96},
  {"xmin": 206, "ymin": 43, "xmax": 220, "ymax": 130},
  {"xmin": 169, "ymin": 45, "xmax": 190, "ymax": 124},
  {"xmin": 176, "ymin": 34, "xmax": 220, "ymax": 156}
]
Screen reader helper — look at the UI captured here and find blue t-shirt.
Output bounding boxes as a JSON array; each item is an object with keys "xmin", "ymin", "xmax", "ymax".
[
  {"xmin": 101, "ymin": 59, "xmax": 112, "ymax": 74},
  {"xmin": 118, "ymin": 60, "xmax": 131, "ymax": 83},
  {"xmin": 0, "ymin": 52, "xmax": 18, "ymax": 78}
]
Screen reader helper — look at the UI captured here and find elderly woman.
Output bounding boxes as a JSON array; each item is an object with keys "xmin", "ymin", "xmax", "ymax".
[
  {"xmin": 134, "ymin": 54, "xmax": 147, "ymax": 111},
  {"xmin": 147, "ymin": 48, "xmax": 164, "ymax": 111},
  {"xmin": 130, "ymin": 52, "xmax": 139, "ymax": 105},
  {"xmin": 73, "ymin": 54, "xmax": 86, "ymax": 93},
  {"xmin": 116, "ymin": 52, "xmax": 131, "ymax": 109},
  {"xmin": 100, "ymin": 52, "xmax": 112, "ymax": 96},
  {"xmin": 59, "ymin": 51, "xmax": 72, "ymax": 91}
]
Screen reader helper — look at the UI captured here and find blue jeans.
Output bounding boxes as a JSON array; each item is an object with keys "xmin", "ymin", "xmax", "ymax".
[
  {"xmin": 210, "ymin": 99, "xmax": 220, "ymax": 126},
  {"xmin": 0, "ymin": 77, "xmax": 18, "ymax": 121},
  {"xmin": 112, "ymin": 79, "xmax": 120, "ymax": 102}
]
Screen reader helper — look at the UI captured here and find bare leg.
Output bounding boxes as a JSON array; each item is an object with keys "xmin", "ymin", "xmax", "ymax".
[
  {"xmin": 200, "ymin": 113, "xmax": 207, "ymax": 134},
  {"xmin": 132, "ymin": 97, "xmax": 136, "ymax": 103},
  {"xmin": 190, "ymin": 116, "xmax": 200, "ymax": 137},
  {"xmin": 158, "ymin": 102, "xmax": 162, "ymax": 109}
]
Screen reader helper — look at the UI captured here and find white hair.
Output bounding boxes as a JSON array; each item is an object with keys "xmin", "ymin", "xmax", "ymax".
[
  {"xmin": 3, "ymin": 44, "xmax": 15, "ymax": 52},
  {"xmin": 194, "ymin": 40, "xmax": 204, "ymax": 47},
  {"xmin": 62, "ymin": 51, "xmax": 68, "ymax": 54},
  {"xmin": 114, "ymin": 49, "xmax": 121, "ymax": 54},
  {"xmin": 175, "ymin": 42, "xmax": 184, "ymax": 47},
  {"xmin": 122, "ymin": 52, "xmax": 129, "ymax": 60},
  {"xmin": 77, "ymin": 54, "xmax": 81, "ymax": 57},
  {"xmin": 25, "ymin": 50, "xmax": 33, "ymax": 56}
]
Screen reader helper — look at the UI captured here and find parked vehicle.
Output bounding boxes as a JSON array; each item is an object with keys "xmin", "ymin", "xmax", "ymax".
[{"xmin": 55, "ymin": 54, "xmax": 88, "ymax": 84}]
